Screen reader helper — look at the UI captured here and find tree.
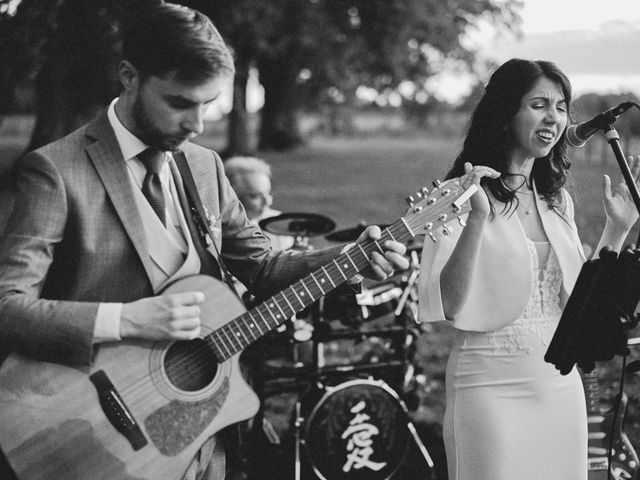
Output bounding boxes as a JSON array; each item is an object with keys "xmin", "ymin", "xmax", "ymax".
[
  {"xmin": 0, "ymin": 0, "xmax": 522, "ymax": 153},
  {"xmin": 203, "ymin": 0, "xmax": 522, "ymax": 151},
  {"xmin": 0, "ymin": 0, "xmax": 123, "ymax": 151}
]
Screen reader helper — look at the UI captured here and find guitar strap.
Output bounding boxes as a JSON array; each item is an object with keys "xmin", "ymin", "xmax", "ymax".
[{"xmin": 172, "ymin": 151, "xmax": 241, "ymax": 300}]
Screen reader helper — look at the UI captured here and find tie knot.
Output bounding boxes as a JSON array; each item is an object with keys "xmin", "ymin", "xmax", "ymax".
[{"xmin": 138, "ymin": 148, "xmax": 165, "ymax": 174}]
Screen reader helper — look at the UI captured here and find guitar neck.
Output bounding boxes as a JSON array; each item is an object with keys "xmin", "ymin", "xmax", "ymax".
[{"xmin": 208, "ymin": 220, "xmax": 414, "ymax": 361}]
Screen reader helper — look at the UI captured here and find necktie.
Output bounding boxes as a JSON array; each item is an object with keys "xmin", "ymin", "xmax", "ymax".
[{"xmin": 138, "ymin": 148, "xmax": 166, "ymax": 226}]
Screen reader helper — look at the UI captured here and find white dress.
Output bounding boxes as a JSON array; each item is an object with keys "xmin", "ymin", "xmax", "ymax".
[{"xmin": 443, "ymin": 239, "xmax": 588, "ymax": 480}]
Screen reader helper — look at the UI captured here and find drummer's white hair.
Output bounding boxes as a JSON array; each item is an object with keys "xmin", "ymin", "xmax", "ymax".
[{"xmin": 224, "ymin": 156, "xmax": 272, "ymax": 184}]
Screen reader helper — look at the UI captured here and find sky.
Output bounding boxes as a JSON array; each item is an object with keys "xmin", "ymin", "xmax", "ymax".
[
  {"xmin": 208, "ymin": 0, "xmax": 640, "ymax": 117},
  {"xmin": 445, "ymin": 0, "xmax": 640, "ymax": 102}
]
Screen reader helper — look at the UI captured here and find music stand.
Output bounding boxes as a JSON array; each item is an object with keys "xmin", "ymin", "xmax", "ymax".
[
  {"xmin": 546, "ymin": 118, "xmax": 640, "ymax": 374},
  {"xmin": 544, "ymin": 246, "xmax": 640, "ymax": 374}
]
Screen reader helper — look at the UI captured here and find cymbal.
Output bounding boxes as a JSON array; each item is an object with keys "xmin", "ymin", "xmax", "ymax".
[
  {"xmin": 259, "ymin": 212, "xmax": 336, "ymax": 237},
  {"xmin": 325, "ymin": 222, "xmax": 390, "ymax": 242}
]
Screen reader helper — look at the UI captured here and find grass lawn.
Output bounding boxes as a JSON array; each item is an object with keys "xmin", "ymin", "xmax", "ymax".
[{"xmin": 3, "ymin": 115, "xmax": 640, "ymax": 477}]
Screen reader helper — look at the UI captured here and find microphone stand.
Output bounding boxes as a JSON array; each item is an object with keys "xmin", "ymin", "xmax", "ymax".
[{"xmin": 602, "ymin": 124, "xmax": 640, "ymax": 243}]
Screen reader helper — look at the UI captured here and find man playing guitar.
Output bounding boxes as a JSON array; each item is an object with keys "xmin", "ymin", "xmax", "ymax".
[{"xmin": 0, "ymin": 4, "xmax": 407, "ymax": 479}]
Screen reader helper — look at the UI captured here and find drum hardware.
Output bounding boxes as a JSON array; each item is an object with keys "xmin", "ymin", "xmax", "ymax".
[
  {"xmin": 356, "ymin": 285, "xmax": 404, "ymax": 320},
  {"xmin": 258, "ymin": 214, "xmax": 336, "ymax": 368},
  {"xmin": 244, "ymin": 217, "xmax": 435, "ymax": 477},
  {"xmin": 325, "ymin": 222, "xmax": 390, "ymax": 243},
  {"xmin": 259, "ymin": 212, "xmax": 336, "ymax": 250},
  {"xmin": 292, "ymin": 378, "xmax": 433, "ymax": 480},
  {"xmin": 292, "ymin": 318, "xmax": 314, "ymax": 342},
  {"xmin": 314, "ymin": 326, "xmax": 407, "ymax": 342},
  {"xmin": 394, "ymin": 248, "xmax": 421, "ymax": 320},
  {"xmin": 294, "ymin": 401, "xmax": 303, "ymax": 480},
  {"xmin": 261, "ymin": 360, "xmax": 406, "ymax": 380}
]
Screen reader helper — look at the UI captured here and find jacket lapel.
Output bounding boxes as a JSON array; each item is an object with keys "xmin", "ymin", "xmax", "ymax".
[
  {"xmin": 84, "ymin": 111, "xmax": 157, "ymax": 283},
  {"xmin": 534, "ymin": 186, "xmax": 586, "ymax": 296}
]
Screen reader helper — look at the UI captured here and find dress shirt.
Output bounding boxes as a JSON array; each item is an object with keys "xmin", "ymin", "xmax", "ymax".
[{"xmin": 93, "ymin": 98, "xmax": 189, "ymax": 342}]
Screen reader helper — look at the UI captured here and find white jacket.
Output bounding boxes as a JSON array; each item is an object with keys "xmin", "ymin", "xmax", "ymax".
[{"xmin": 418, "ymin": 187, "xmax": 586, "ymax": 331}]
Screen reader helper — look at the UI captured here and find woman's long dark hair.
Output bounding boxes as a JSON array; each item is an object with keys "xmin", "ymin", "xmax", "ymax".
[{"xmin": 446, "ymin": 58, "xmax": 573, "ymax": 217}]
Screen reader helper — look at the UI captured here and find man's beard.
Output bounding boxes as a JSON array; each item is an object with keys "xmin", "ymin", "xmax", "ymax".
[{"xmin": 131, "ymin": 97, "xmax": 187, "ymax": 152}]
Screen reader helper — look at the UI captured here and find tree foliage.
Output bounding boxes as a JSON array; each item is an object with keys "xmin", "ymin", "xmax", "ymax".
[
  {"xmin": 201, "ymin": 0, "xmax": 522, "ymax": 150},
  {"xmin": 0, "ymin": 0, "xmax": 523, "ymax": 153}
]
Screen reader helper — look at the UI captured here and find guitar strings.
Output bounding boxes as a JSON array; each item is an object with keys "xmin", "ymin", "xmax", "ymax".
[
  {"xmin": 116, "ymin": 193, "xmax": 458, "ymax": 401},
  {"xmin": 115, "ymin": 232, "xmax": 399, "ymax": 400}
]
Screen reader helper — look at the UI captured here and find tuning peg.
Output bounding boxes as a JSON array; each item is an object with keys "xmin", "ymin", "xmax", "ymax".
[
  {"xmin": 442, "ymin": 225, "xmax": 452, "ymax": 236},
  {"xmin": 420, "ymin": 187, "xmax": 429, "ymax": 196},
  {"xmin": 458, "ymin": 217, "xmax": 467, "ymax": 227},
  {"xmin": 432, "ymin": 179, "xmax": 442, "ymax": 189},
  {"xmin": 425, "ymin": 222, "xmax": 433, "ymax": 230},
  {"xmin": 440, "ymin": 188, "xmax": 451, "ymax": 196},
  {"xmin": 428, "ymin": 232, "xmax": 437, "ymax": 242},
  {"xmin": 404, "ymin": 195, "xmax": 415, "ymax": 206}
]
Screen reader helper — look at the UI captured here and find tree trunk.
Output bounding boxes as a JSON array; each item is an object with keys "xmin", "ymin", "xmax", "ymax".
[
  {"xmin": 256, "ymin": 56, "xmax": 304, "ymax": 151},
  {"xmin": 26, "ymin": 0, "xmax": 120, "ymax": 152},
  {"xmin": 223, "ymin": 55, "xmax": 252, "ymax": 157},
  {"xmin": 28, "ymin": 63, "xmax": 104, "ymax": 151}
]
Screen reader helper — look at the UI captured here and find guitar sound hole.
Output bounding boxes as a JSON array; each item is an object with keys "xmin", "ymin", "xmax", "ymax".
[{"xmin": 164, "ymin": 339, "xmax": 218, "ymax": 392}]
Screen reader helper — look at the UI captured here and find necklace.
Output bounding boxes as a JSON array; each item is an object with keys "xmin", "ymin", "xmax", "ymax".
[{"xmin": 515, "ymin": 189, "xmax": 534, "ymax": 215}]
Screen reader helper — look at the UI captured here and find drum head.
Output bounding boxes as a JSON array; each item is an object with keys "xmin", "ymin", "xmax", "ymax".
[{"xmin": 303, "ymin": 379, "xmax": 410, "ymax": 480}]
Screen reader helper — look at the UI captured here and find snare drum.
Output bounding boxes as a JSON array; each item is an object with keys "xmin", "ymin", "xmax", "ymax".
[{"xmin": 302, "ymin": 378, "xmax": 411, "ymax": 480}]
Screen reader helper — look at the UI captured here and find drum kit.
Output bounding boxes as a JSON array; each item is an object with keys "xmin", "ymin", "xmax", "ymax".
[{"xmin": 241, "ymin": 213, "xmax": 434, "ymax": 480}]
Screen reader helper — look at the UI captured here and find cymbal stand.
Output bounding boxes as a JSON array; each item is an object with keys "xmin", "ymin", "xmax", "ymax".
[
  {"xmin": 293, "ymin": 400, "xmax": 303, "ymax": 480},
  {"xmin": 407, "ymin": 421, "xmax": 435, "ymax": 469},
  {"xmin": 394, "ymin": 249, "xmax": 421, "ymax": 319},
  {"xmin": 289, "ymin": 233, "xmax": 317, "ymax": 368}
]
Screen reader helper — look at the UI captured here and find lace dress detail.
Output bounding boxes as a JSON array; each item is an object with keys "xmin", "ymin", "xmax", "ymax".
[{"xmin": 485, "ymin": 239, "xmax": 563, "ymax": 354}]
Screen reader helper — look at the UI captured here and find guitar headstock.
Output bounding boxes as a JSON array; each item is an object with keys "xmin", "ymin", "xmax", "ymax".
[{"xmin": 403, "ymin": 178, "xmax": 477, "ymax": 242}]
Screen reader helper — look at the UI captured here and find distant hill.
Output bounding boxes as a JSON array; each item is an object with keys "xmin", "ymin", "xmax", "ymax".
[{"xmin": 483, "ymin": 20, "xmax": 640, "ymax": 97}]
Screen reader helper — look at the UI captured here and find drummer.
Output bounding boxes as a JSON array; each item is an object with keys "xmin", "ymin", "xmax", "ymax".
[{"xmin": 225, "ymin": 156, "xmax": 295, "ymax": 250}]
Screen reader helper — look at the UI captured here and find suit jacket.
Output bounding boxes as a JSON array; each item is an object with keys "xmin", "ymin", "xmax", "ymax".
[
  {"xmin": 418, "ymin": 187, "xmax": 586, "ymax": 331},
  {"xmin": 0, "ymin": 110, "xmax": 343, "ymax": 366}
]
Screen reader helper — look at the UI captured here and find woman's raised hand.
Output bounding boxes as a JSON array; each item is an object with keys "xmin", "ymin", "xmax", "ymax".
[
  {"xmin": 459, "ymin": 162, "xmax": 501, "ymax": 220},
  {"xmin": 603, "ymin": 155, "xmax": 640, "ymax": 233}
]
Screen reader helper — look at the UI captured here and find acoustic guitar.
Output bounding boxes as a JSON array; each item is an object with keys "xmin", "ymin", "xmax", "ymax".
[
  {"xmin": 0, "ymin": 179, "xmax": 476, "ymax": 480},
  {"xmin": 583, "ymin": 370, "xmax": 639, "ymax": 480}
]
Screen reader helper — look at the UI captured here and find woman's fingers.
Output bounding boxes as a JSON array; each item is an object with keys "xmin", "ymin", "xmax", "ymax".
[{"xmin": 461, "ymin": 162, "xmax": 500, "ymax": 188}]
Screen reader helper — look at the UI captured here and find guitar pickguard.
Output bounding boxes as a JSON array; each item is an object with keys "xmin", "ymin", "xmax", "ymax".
[{"xmin": 144, "ymin": 377, "xmax": 229, "ymax": 456}]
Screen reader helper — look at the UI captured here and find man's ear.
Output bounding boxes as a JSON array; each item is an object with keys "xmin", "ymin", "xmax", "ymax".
[
  {"xmin": 118, "ymin": 60, "xmax": 140, "ymax": 94},
  {"xmin": 265, "ymin": 192, "xmax": 273, "ymax": 208}
]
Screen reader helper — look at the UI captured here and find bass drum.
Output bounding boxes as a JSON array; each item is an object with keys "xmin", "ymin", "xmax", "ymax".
[{"xmin": 302, "ymin": 378, "xmax": 411, "ymax": 480}]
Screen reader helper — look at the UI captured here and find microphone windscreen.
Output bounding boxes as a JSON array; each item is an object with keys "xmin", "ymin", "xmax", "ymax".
[{"xmin": 565, "ymin": 125, "xmax": 586, "ymax": 148}]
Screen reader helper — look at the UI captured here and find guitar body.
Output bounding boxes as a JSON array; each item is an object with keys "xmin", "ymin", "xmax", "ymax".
[
  {"xmin": 0, "ymin": 275, "xmax": 260, "ymax": 480},
  {"xmin": 583, "ymin": 369, "xmax": 639, "ymax": 480}
]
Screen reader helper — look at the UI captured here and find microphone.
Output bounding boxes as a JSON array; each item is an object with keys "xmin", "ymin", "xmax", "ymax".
[{"xmin": 566, "ymin": 101, "xmax": 634, "ymax": 148}]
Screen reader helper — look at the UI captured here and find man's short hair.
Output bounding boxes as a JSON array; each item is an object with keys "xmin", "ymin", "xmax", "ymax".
[
  {"xmin": 122, "ymin": 2, "xmax": 235, "ymax": 84},
  {"xmin": 225, "ymin": 156, "xmax": 272, "ymax": 186}
]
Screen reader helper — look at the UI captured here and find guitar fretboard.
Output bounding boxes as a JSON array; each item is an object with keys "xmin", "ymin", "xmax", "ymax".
[{"xmin": 206, "ymin": 220, "xmax": 414, "ymax": 361}]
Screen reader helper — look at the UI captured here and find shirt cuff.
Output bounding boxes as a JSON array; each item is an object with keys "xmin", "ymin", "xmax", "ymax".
[{"xmin": 93, "ymin": 303, "xmax": 123, "ymax": 343}]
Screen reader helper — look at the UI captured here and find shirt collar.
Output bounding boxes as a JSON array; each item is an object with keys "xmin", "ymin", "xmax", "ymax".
[{"xmin": 107, "ymin": 98, "xmax": 156, "ymax": 162}]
